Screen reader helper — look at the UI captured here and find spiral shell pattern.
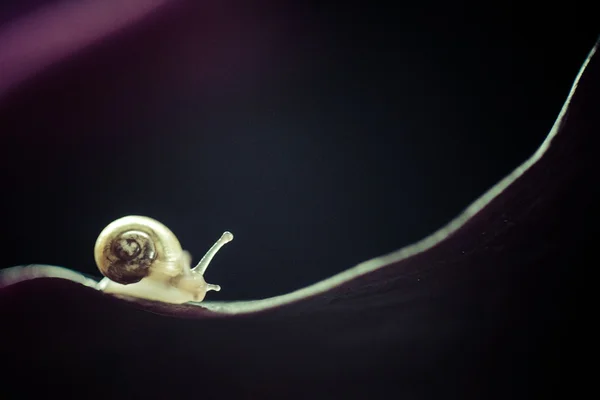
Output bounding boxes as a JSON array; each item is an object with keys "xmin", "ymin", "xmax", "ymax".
[{"xmin": 94, "ymin": 216, "xmax": 184, "ymax": 284}]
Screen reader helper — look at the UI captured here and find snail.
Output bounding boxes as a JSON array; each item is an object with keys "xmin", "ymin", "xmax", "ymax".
[{"xmin": 94, "ymin": 215, "xmax": 232, "ymax": 304}]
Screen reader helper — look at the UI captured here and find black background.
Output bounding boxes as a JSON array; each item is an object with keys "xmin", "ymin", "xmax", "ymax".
[{"xmin": 0, "ymin": 0, "xmax": 597, "ymax": 300}]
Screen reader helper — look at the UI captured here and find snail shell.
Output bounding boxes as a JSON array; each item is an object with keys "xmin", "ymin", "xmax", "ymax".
[{"xmin": 94, "ymin": 215, "xmax": 184, "ymax": 285}]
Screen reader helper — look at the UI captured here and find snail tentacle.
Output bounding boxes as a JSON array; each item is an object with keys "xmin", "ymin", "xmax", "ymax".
[{"xmin": 193, "ymin": 231, "xmax": 234, "ymax": 275}]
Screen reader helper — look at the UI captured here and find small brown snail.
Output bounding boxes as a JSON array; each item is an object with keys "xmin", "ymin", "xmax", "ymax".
[{"xmin": 94, "ymin": 215, "xmax": 232, "ymax": 304}]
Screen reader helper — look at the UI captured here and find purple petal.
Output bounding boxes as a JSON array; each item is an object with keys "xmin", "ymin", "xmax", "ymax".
[
  {"xmin": 1, "ymin": 38, "xmax": 598, "ymax": 398},
  {"xmin": 0, "ymin": 0, "xmax": 172, "ymax": 98}
]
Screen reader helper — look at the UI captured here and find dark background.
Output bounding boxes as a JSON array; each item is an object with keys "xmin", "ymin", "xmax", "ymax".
[{"xmin": 0, "ymin": 0, "xmax": 597, "ymax": 300}]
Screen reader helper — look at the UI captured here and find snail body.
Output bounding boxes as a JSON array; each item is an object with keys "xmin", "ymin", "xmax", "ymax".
[{"xmin": 94, "ymin": 216, "xmax": 232, "ymax": 304}]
